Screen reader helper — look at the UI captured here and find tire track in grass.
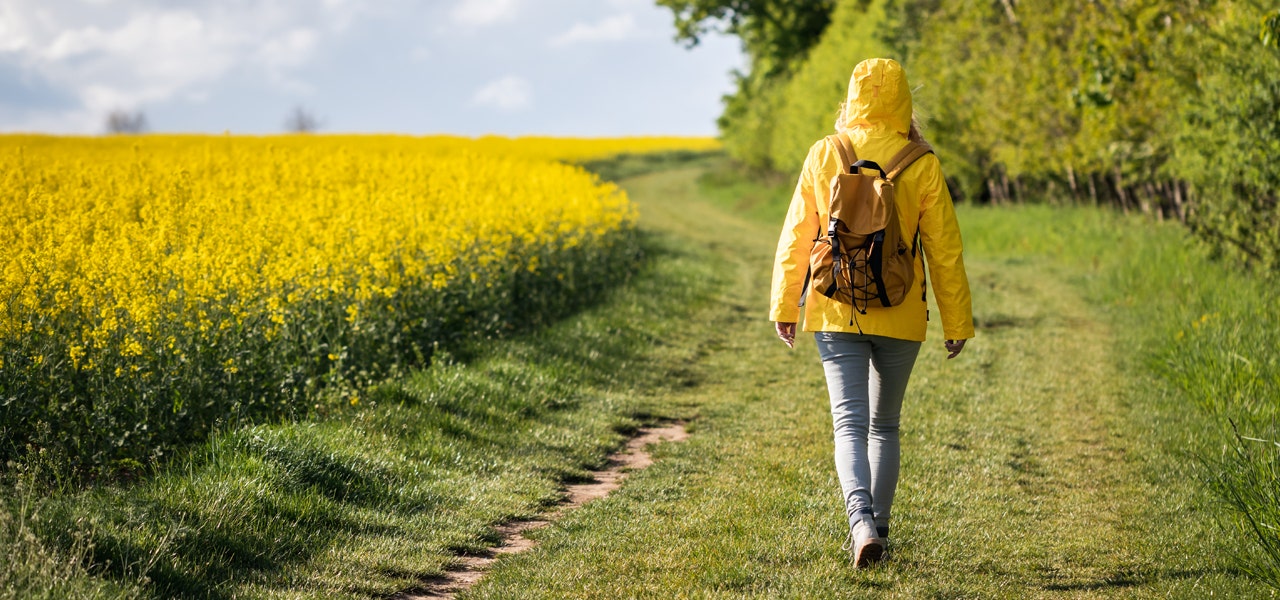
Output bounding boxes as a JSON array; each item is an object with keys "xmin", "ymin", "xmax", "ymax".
[
  {"xmin": 396, "ymin": 424, "xmax": 688, "ymax": 599},
  {"xmin": 901, "ymin": 259, "xmax": 1148, "ymax": 592}
]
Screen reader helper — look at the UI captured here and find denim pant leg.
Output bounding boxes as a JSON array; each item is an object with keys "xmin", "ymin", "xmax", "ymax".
[{"xmin": 815, "ymin": 332, "xmax": 921, "ymax": 533}]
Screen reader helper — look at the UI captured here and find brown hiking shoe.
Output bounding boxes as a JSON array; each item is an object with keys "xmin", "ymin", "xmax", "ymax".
[{"xmin": 844, "ymin": 514, "xmax": 886, "ymax": 568}]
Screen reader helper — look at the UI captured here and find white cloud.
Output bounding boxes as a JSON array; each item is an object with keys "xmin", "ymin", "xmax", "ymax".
[
  {"xmin": 0, "ymin": 0, "xmax": 745, "ymax": 135},
  {"xmin": 258, "ymin": 28, "xmax": 319, "ymax": 70},
  {"xmin": 39, "ymin": 10, "xmax": 241, "ymax": 114},
  {"xmin": 472, "ymin": 75, "xmax": 532, "ymax": 111},
  {"xmin": 0, "ymin": 0, "xmax": 362, "ymax": 132},
  {"xmin": 0, "ymin": 3, "xmax": 36, "ymax": 52},
  {"xmin": 451, "ymin": 0, "xmax": 520, "ymax": 27},
  {"xmin": 550, "ymin": 14, "xmax": 637, "ymax": 47}
]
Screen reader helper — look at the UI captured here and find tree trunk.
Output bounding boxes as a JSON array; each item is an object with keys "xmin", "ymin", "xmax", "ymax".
[
  {"xmin": 1112, "ymin": 167, "xmax": 1129, "ymax": 214},
  {"xmin": 1152, "ymin": 182, "xmax": 1162, "ymax": 222},
  {"xmin": 1172, "ymin": 180, "xmax": 1187, "ymax": 223}
]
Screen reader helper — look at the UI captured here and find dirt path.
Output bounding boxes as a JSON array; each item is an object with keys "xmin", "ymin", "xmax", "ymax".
[{"xmin": 395, "ymin": 424, "xmax": 689, "ymax": 599}]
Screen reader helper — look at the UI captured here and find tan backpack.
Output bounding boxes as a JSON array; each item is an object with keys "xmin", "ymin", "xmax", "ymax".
[{"xmin": 805, "ymin": 132, "xmax": 932, "ymax": 315}]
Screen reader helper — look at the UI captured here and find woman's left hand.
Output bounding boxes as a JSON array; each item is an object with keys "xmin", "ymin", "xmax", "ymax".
[{"xmin": 944, "ymin": 338, "xmax": 967, "ymax": 359}]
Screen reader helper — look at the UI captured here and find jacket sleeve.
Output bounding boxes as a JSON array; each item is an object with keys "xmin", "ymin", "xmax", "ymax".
[
  {"xmin": 769, "ymin": 141, "xmax": 826, "ymax": 323},
  {"xmin": 917, "ymin": 156, "xmax": 975, "ymax": 340}
]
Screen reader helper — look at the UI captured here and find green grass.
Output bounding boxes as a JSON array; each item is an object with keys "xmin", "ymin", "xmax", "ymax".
[
  {"xmin": 2, "ymin": 156, "xmax": 1277, "ymax": 598},
  {"xmin": 462, "ymin": 170, "xmax": 1278, "ymax": 597},
  {"xmin": 575, "ymin": 149, "xmax": 725, "ymax": 183},
  {"xmin": 962, "ymin": 204, "xmax": 1280, "ymax": 590}
]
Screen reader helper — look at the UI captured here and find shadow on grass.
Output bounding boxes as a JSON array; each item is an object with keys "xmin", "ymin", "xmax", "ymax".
[{"xmin": 1038, "ymin": 567, "xmax": 1221, "ymax": 592}]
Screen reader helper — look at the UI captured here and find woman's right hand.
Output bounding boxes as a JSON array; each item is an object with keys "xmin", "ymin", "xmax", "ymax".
[
  {"xmin": 944, "ymin": 339, "xmax": 967, "ymax": 359},
  {"xmin": 775, "ymin": 322, "xmax": 796, "ymax": 348}
]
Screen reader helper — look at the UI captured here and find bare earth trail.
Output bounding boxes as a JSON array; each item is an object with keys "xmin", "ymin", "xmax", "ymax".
[
  {"xmin": 396, "ymin": 424, "xmax": 689, "ymax": 599},
  {"xmin": 447, "ymin": 166, "xmax": 1269, "ymax": 598}
]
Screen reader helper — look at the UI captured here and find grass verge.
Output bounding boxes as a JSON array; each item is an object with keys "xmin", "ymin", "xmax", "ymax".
[
  {"xmin": 962, "ymin": 204, "xmax": 1280, "ymax": 591},
  {"xmin": 0, "ymin": 159, "xmax": 727, "ymax": 599}
]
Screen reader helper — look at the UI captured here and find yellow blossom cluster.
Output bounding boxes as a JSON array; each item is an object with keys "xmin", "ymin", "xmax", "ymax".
[
  {"xmin": 0, "ymin": 135, "xmax": 666, "ymax": 349},
  {"xmin": 0, "ymin": 133, "xmax": 715, "ymax": 467}
]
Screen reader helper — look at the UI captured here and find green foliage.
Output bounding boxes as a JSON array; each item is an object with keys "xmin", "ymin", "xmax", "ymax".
[
  {"xmin": 656, "ymin": 0, "xmax": 836, "ymax": 78},
  {"xmin": 658, "ymin": 0, "xmax": 838, "ymax": 170},
  {"xmin": 1263, "ymin": 10, "xmax": 1280, "ymax": 48},
  {"xmin": 1175, "ymin": 1, "xmax": 1280, "ymax": 270},
  {"xmin": 676, "ymin": 0, "xmax": 1280, "ymax": 272},
  {"xmin": 717, "ymin": 72, "xmax": 788, "ymax": 169},
  {"xmin": 767, "ymin": 0, "xmax": 895, "ymax": 174}
]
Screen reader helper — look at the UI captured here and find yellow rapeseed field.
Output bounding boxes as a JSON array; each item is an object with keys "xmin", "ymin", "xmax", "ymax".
[{"xmin": 0, "ymin": 134, "xmax": 716, "ymax": 470}]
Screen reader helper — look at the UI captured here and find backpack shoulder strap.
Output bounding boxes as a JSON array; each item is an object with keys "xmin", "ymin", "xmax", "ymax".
[
  {"xmin": 826, "ymin": 132, "xmax": 857, "ymax": 173},
  {"xmin": 883, "ymin": 141, "xmax": 934, "ymax": 181}
]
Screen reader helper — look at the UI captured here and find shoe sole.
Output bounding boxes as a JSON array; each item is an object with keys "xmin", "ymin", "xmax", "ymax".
[{"xmin": 854, "ymin": 539, "xmax": 885, "ymax": 568}]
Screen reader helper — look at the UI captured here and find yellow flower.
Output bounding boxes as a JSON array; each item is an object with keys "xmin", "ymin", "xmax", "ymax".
[
  {"xmin": 69, "ymin": 345, "xmax": 86, "ymax": 369},
  {"xmin": 0, "ymin": 133, "xmax": 684, "ymax": 396},
  {"xmin": 122, "ymin": 337, "xmax": 144, "ymax": 357}
]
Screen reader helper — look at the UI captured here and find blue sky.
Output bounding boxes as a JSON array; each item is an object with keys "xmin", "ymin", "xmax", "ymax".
[{"xmin": 0, "ymin": 0, "xmax": 744, "ymax": 136}]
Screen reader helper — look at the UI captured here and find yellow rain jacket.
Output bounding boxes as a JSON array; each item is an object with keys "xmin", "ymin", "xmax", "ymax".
[{"xmin": 769, "ymin": 58, "xmax": 974, "ymax": 342}]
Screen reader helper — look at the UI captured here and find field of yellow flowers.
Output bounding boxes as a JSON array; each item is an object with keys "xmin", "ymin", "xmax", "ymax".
[{"xmin": 0, "ymin": 134, "xmax": 716, "ymax": 475}]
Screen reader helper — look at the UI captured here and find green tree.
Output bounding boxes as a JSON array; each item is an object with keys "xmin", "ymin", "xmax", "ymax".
[
  {"xmin": 658, "ymin": 0, "xmax": 837, "ymax": 77},
  {"xmin": 658, "ymin": 0, "xmax": 838, "ymax": 168},
  {"xmin": 1174, "ymin": 0, "xmax": 1280, "ymax": 270},
  {"xmin": 673, "ymin": 0, "xmax": 1280, "ymax": 272},
  {"xmin": 767, "ymin": 0, "xmax": 895, "ymax": 174}
]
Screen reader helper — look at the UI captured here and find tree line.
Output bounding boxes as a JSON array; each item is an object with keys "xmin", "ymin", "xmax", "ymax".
[
  {"xmin": 105, "ymin": 105, "xmax": 324, "ymax": 134},
  {"xmin": 660, "ymin": 0, "xmax": 1280, "ymax": 272}
]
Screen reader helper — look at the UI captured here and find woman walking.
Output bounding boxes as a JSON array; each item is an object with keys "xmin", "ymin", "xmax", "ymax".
[{"xmin": 769, "ymin": 58, "xmax": 974, "ymax": 567}]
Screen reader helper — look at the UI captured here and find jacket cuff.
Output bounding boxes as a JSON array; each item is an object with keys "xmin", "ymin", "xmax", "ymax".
[{"xmin": 769, "ymin": 306, "xmax": 801, "ymax": 323}]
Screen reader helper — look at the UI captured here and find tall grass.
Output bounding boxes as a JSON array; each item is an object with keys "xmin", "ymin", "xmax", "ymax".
[{"xmin": 960, "ymin": 203, "xmax": 1280, "ymax": 589}]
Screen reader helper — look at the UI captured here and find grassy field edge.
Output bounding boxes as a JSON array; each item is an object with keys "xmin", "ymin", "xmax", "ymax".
[{"xmin": 0, "ymin": 156, "xmax": 729, "ymax": 600}]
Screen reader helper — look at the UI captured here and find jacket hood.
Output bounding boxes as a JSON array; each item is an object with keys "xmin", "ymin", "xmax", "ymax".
[{"xmin": 842, "ymin": 58, "xmax": 912, "ymax": 136}]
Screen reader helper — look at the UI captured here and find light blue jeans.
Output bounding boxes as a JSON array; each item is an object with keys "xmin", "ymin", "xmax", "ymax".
[{"xmin": 814, "ymin": 332, "xmax": 921, "ymax": 536}]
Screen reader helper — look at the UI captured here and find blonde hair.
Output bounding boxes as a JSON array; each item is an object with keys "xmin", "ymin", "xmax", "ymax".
[{"xmin": 907, "ymin": 115, "xmax": 925, "ymax": 143}]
